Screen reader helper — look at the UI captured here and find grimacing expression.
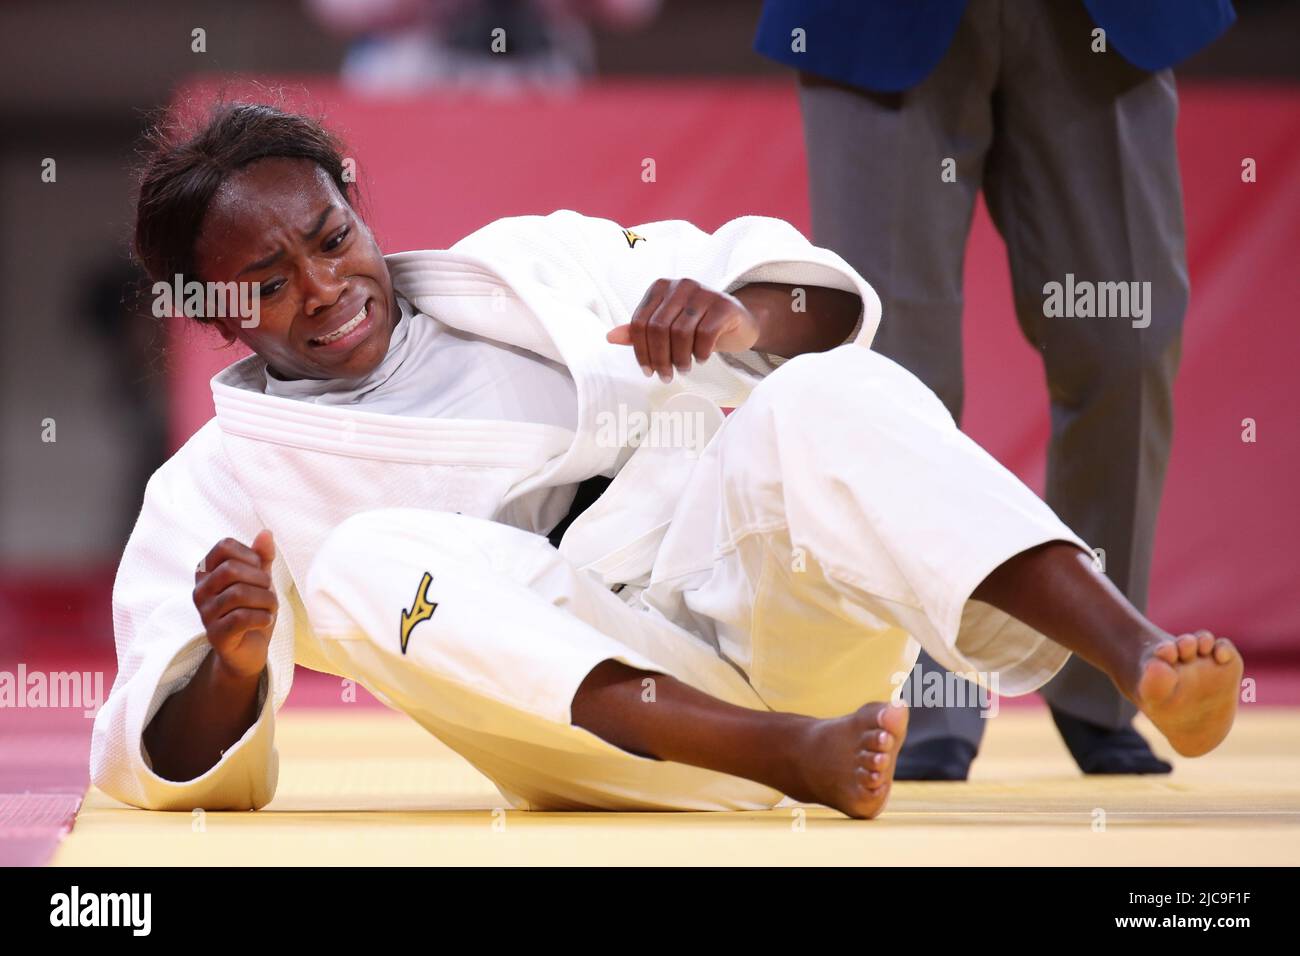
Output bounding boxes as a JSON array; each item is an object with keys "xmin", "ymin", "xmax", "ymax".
[{"xmin": 193, "ymin": 156, "xmax": 398, "ymax": 381}]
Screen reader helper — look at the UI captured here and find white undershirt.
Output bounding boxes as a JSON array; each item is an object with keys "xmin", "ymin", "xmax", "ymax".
[
  {"xmin": 264, "ymin": 295, "xmax": 581, "ymax": 533},
  {"xmin": 265, "ymin": 295, "xmax": 579, "ymax": 427}
]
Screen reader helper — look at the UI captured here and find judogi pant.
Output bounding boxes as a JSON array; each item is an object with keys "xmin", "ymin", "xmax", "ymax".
[
  {"xmin": 303, "ymin": 346, "xmax": 1087, "ymax": 810},
  {"xmin": 796, "ymin": 0, "xmax": 1188, "ymax": 744}
]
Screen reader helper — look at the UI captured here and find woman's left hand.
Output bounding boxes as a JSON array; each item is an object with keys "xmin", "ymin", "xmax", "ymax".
[{"xmin": 606, "ymin": 277, "xmax": 760, "ymax": 382}]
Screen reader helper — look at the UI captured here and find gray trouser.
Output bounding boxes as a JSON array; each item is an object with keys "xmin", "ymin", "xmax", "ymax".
[{"xmin": 797, "ymin": 0, "xmax": 1188, "ymax": 744}]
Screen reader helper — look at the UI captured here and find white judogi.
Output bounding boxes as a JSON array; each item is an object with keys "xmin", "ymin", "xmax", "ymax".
[
  {"xmin": 90, "ymin": 210, "xmax": 1088, "ymax": 813},
  {"xmin": 263, "ymin": 293, "xmax": 584, "ymax": 535}
]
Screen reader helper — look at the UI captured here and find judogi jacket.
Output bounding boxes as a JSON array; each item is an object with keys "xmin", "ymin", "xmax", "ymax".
[{"xmin": 89, "ymin": 210, "xmax": 881, "ymax": 811}]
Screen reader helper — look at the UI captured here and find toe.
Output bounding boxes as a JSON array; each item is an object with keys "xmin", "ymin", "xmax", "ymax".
[
  {"xmin": 1138, "ymin": 654, "xmax": 1179, "ymax": 706},
  {"xmin": 855, "ymin": 765, "xmax": 886, "ymax": 794},
  {"xmin": 1153, "ymin": 641, "xmax": 1180, "ymax": 666},
  {"xmin": 859, "ymin": 749, "xmax": 888, "ymax": 770},
  {"xmin": 1213, "ymin": 637, "xmax": 1237, "ymax": 665},
  {"xmin": 878, "ymin": 700, "xmax": 910, "ymax": 738},
  {"xmin": 1175, "ymin": 633, "xmax": 1198, "ymax": 662},
  {"xmin": 1196, "ymin": 631, "xmax": 1216, "ymax": 656}
]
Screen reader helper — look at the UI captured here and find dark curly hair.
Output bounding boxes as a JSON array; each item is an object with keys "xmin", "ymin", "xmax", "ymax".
[{"xmin": 133, "ymin": 101, "xmax": 356, "ymax": 293}]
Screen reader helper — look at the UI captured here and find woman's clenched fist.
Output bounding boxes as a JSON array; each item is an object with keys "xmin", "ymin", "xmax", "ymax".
[
  {"xmin": 606, "ymin": 277, "xmax": 761, "ymax": 382},
  {"xmin": 192, "ymin": 529, "xmax": 277, "ymax": 681}
]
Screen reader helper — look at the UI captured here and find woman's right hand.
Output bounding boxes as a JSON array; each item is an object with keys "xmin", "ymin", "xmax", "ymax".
[{"xmin": 192, "ymin": 530, "xmax": 278, "ymax": 681}]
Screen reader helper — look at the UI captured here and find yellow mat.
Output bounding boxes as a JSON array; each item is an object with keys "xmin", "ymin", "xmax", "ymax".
[{"xmin": 55, "ymin": 708, "xmax": 1300, "ymax": 866}]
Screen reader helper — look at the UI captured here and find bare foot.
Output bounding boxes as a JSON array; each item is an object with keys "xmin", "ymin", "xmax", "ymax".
[
  {"xmin": 786, "ymin": 701, "xmax": 909, "ymax": 819},
  {"xmin": 1135, "ymin": 630, "xmax": 1243, "ymax": 757}
]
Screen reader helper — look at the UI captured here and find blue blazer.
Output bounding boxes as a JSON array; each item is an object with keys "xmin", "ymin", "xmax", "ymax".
[{"xmin": 754, "ymin": 0, "xmax": 1236, "ymax": 93}]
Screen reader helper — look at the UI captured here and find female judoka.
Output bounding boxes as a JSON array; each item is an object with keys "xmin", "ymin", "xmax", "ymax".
[{"xmin": 90, "ymin": 104, "xmax": 1243, "ymax": 819}]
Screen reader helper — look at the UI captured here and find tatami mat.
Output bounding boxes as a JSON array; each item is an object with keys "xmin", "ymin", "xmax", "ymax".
[{"xmin": 53, "ymin": 707, "xmax": 1300, "ymax": 866}]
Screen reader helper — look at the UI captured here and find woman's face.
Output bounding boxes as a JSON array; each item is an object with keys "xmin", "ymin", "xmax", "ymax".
[{"xmin": 193, "ymin": 156, "xmax": 398, "ymax": 381}]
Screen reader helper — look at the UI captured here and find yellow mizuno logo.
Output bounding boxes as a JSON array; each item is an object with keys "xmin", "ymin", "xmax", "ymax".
[
  {"xmin": 399, "ymin": 571, "xmax": 437, "ymax": 654},
  {"xmin": 622, "ymin": 228, "xmax": 645, "ymax": 248}
]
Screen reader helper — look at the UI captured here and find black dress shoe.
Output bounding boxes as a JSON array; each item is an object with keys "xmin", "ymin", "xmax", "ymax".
[
  {"xmin": 1049, "ymin": 705, "xmax": 1173, "ymax": 775},
  {"xmin": 894, "ymin": 738, "xmax": 978, "ymax": 781}
]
